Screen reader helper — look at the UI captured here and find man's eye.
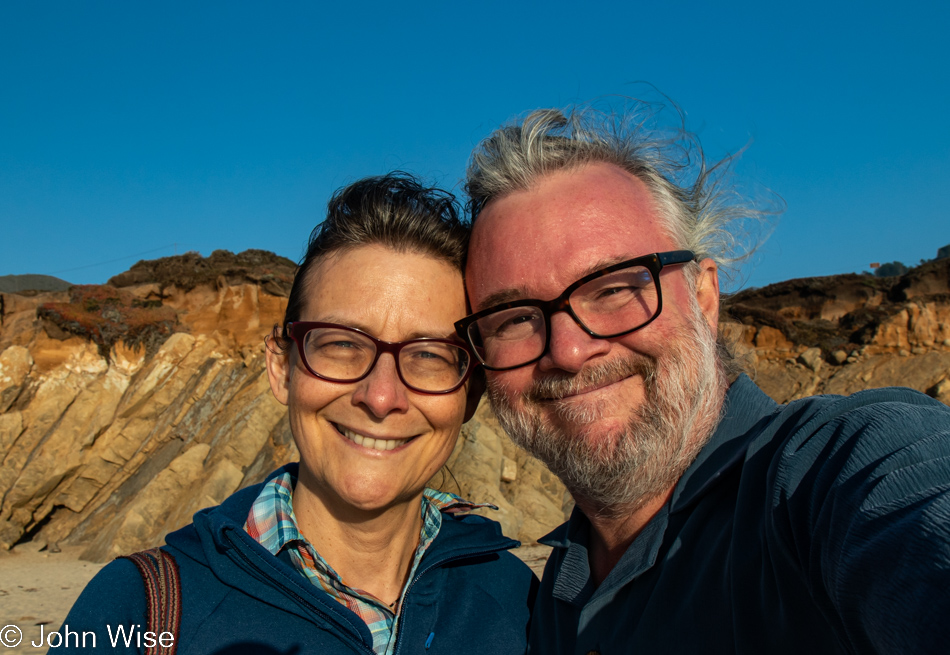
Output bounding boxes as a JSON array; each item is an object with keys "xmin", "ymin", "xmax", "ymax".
[
  {"xmin": 596, "ymin": 285, "xmax": 635, "ymax": 299},
  {"xmin": 493, "ymin": 312, "xmax": 542, "ymax": 338},
  {"xmin": 503, "ymin": 313, "xmax": 535, "ymax": 327}
]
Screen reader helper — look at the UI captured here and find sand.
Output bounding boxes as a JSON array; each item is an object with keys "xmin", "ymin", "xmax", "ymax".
[{"xmin": 0, "ymin": 542, "xmax": 106, "ymax": 654}]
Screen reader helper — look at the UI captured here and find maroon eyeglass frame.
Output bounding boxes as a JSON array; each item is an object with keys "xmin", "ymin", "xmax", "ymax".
[{"xmin": 285, "ymin": 321, "xmax": 477, "ymax": 394}]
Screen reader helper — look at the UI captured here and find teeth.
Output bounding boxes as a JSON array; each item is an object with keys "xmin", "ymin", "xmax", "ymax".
[{"xmin": 337, "ymin": 424, "xmax": 403, "ymax": 451}]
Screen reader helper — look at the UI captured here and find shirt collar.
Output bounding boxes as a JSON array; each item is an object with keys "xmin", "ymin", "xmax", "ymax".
[
  {"xmin": 244, "ymin": 470, "xmax": 492, "ymax": 557},
  {"xmin": 540, "ymin": 502, "xmax": 672, "ymax": 607},
  {"xmin": 670, "ymin": 373, "xmax": 778, "ymax": 512}
]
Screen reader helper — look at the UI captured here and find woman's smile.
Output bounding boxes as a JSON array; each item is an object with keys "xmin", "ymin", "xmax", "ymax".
[{"xmin": 331, "ymin": 421, "xmax": 422, "ymax": 452}]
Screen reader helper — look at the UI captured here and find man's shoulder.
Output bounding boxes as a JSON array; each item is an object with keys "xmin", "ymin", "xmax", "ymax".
[
  {"xmin": 744, "ymin": 383, "xmax": 950, "ymax": 501},
  {"xmin": 772, "ymin": 384, "xmax": 950, "ymax": 447},
  {"xmin": 787, "ymin": 383, "xmax": 945, "ymax": 414}
]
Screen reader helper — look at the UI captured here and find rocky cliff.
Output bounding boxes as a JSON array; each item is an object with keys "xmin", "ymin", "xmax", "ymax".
[
  {"xmin": 722, "ymin": 257, "xmax": 950, "ymax": 405},
  {"xmin": 1, "ymin": 252, "xmax": 948, "ymax": 561}
]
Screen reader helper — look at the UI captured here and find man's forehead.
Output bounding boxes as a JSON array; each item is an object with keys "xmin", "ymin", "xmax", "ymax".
[{"xmin": 467, "ymin": 164, "xmax": 673, "ymax": 309}]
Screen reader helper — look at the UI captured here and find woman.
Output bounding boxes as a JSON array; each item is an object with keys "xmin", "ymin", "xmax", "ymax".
[{"xmin": 60, "ymin": 173, "xmax": 537, "ymax": 654}]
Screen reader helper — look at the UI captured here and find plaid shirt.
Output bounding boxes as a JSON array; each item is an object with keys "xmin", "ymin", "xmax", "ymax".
[{"xmin": 244, "ymin": 471, "xmax": 490, "ymax": 655}]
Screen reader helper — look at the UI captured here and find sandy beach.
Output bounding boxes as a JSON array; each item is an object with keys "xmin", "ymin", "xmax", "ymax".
[{"xmin": 0, "ymin": 543, "xmax": 105, "ymax": 654}]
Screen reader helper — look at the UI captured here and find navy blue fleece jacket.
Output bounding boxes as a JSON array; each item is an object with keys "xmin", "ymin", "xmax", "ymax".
[{"xmin": 58, "ymin": 465, "xmax": 538, "ymax": 655}]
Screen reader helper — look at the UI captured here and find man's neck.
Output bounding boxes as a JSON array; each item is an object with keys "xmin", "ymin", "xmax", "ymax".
[{"xmin": 578, "ymin": 485, "xmax": 675, "ymax": 587}]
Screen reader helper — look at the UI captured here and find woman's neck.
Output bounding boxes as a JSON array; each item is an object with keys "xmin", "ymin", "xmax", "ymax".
[{"xmin": 291, "ymin": 477, "xmax": 426, "ymax": 607}]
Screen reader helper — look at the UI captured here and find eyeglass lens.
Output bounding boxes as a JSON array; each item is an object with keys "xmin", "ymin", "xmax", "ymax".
[
  {"xmin": 300, "ymin": 326, "xmax": 471, "ymax": 393},
  {"xmin": 468, "ymin": 264, "xmax": 658, "ymax": 369}
]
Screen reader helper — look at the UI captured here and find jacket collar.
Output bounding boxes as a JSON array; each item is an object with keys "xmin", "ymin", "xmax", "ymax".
[
  {"xmin": 167, "ymin": 461, "xmax": 520, "ymax": 583},
  {"xmin": 164, "ymin": 462, "xmax": 520, "ymax": 641}
]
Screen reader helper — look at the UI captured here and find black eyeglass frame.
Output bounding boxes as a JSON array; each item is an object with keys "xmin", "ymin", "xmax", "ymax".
[
  {"xmin": 454, "ymin": 250, "xmax": 697, "ymax": 371},
  {"xmin": 286, "ymin": 321, "xmax": 477, "ymax": 395}
]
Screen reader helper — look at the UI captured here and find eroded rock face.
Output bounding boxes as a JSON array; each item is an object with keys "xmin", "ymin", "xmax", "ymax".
[
  {"xmin": 722, "ymin": 257, "xmax": 950, "ymax": 406},
  {"xmin": 1, "ymin": 254, "xmax": 948, "ymax": 560}
]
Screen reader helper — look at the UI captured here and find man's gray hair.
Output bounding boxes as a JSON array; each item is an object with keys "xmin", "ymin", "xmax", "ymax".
[{"xmin": 466, "ymin": 105, "xmax": 773, "ymax": 282}]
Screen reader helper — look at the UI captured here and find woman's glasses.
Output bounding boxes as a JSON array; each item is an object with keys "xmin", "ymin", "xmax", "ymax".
[{"xmin": 285, "ymin": 322, "xmax": 475, "ymax": 394}]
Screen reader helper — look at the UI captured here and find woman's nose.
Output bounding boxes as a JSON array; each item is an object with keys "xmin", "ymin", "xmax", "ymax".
[{"xmin": 350, "ymin": 353, "xmax": 410, "ymax": 418}]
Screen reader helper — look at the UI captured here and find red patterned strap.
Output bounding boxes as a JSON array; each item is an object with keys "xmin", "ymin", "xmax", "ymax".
[{"xmin": 121, "ymin": 547, "xmax": 182, "ymax": 655}]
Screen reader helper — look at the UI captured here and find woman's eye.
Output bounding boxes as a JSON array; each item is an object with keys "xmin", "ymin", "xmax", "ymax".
[
  {"xmin": 310, "ymin": 337, "xmax": 365, "ymax": 357},
  {"xmin": 413, "ymin": 349, "xmax": 450, "ymax": 364},
  {"xmin": 326, "ymin": 340, "xmax": 357, "ymax": 349}
]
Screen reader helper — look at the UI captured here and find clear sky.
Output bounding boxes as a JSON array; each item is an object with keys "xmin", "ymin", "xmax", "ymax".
[{"xmin": 2, "ymin": 1, "xmax": 947, "ymax": 291}]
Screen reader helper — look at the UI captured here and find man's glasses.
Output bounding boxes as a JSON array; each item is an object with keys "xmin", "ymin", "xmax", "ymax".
[
  {"xmin": 285, "ymin": 322, "xmax": 475, "ymax": 394},
  {"xmin": 455, "ymin": 250, "xmax": 696, "ymax": 371}
]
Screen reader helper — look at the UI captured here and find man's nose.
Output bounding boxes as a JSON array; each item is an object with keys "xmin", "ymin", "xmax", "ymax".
[
  {"xmin": 537, "ymin": 311, "xmax": 611, "ymax": 374},
  {"xmin": 351, "ymin": 354, "xmax": 410, "ymax": 418}
]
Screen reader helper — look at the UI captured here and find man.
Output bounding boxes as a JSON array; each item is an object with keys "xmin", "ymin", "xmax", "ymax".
[{"xmin": 458, "ymin": 107, "xmax": 950, "ymax": 654}]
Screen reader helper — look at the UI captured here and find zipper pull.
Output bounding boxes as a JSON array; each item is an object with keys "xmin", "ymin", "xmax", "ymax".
[{"xmin": 425, "ymin": 632, "xmax": 435, "ymax": 650}]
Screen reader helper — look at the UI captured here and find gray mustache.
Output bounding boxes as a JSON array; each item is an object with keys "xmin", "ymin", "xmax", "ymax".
[{"xmin": 524, "ymin": 354, "xmax": 658, "ymax": 403}]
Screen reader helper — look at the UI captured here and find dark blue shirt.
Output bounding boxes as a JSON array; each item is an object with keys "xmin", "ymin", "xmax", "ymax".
[{"xmin": 530, "ymin": 375, "xmax": 950, "ymax": 654}]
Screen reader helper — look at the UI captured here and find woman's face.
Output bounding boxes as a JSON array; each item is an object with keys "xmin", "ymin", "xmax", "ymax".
[{"xmin": 266, "ymin": 244, "xmax": 471, "ymax": 513}]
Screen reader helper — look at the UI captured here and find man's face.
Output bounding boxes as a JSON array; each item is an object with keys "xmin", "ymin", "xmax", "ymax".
[{"xmin": 466, "ymin": 162, "xmax": 725, "ymax": 510}]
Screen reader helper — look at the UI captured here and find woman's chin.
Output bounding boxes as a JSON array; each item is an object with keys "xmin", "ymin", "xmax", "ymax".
[{"xmin": 334, "ymin": 479, "xmax": 422, "ymax": 515}]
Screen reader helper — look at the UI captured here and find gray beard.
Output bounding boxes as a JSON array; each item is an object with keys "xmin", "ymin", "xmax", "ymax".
[{"xmin": 488, "ymin": 304, "xmax": 727, "ymax": 518}]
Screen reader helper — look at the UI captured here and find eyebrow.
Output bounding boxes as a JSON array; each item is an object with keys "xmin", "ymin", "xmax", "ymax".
[
  {"xmin": 475, "ymin": 287, "xmax": 531, "ymax": 312},
  {"xmin": 317, "ymin": 315, "xmax": 457, "ymax": 341},
  {"xmin": 474, "ymin": 254, "xmax": 644, "ymax": 312}
]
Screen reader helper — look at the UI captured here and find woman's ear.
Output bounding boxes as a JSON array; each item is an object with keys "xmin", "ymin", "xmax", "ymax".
[
  {"xmin": 264, "ymin": 332, "xmax": 291, "ymax": 406},
  {"xmin": 463, "ymin": 368, "xmax": 486, "ymax": 422}
]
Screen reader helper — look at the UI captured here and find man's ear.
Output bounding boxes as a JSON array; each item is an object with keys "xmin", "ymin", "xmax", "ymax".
[
  {"xmin": 695, "ymin": 258, "xmax": 720, "ymax": 331},
  {"xmin": 463, "ymin": 368, "xmax": 486, "ymax": 422},
  {"xmin": 264, "ymin": 332, "xmax": 292, "ymax": 406}
]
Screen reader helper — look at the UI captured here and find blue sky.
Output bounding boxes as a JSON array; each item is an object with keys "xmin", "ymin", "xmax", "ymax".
[{"xmin": 2, "ymin": 1, "xmax": 947, "ymax": 291}]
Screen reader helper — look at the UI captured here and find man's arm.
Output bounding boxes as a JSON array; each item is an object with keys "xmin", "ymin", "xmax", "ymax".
[{"xmin": 776, "ymin": 390, "xmax": 950, "ymax": 653}]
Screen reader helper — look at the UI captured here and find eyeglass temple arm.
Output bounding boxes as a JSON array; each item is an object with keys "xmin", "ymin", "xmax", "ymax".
[{"xmin": 658, "ymin": 250, "xmax": 697, "ymax": 267}]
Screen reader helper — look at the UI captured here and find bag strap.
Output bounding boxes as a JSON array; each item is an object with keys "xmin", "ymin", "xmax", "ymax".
[{"xmin": 121, "ymin": 547, "xmax": 182, "ymax": 655}]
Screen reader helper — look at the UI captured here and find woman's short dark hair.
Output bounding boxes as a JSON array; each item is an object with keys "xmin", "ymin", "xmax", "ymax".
[{"xmin": 278, "ymin": 172, "xmax": 470, "ymax": 344}]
